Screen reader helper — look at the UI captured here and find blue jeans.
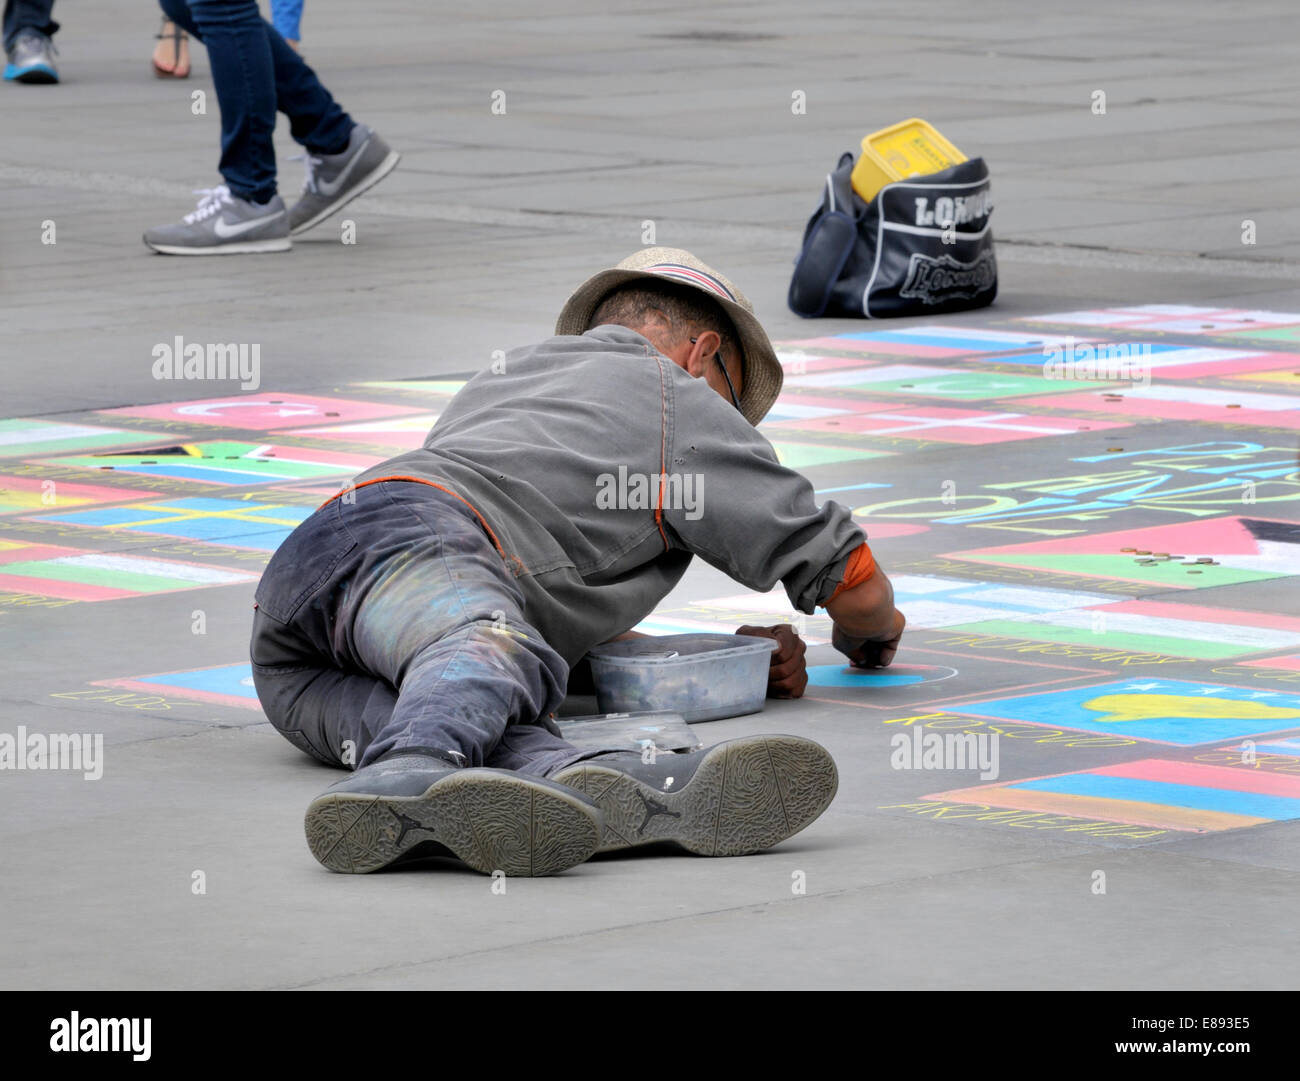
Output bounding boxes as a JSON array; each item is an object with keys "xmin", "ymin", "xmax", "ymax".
[
  {"xmin": 3, "ymin": 0, "xmax": 57, "ymax": 50},
  {"xmin": 250, "ymin": 481, "xmax": 591, "ymax": 778},
  {"xmin": 159, "ymin": 0, "xmax": 353, "ymax": 203}
]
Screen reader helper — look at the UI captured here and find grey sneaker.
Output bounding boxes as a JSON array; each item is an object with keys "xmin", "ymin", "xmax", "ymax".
[
  {"xmin": 288, "ymin": 123, "xmax": 400, "ymax": 236},
  {"xmin": 552, "ymin": 734, "xmax": 839, "ymax": 856},
  {"xmin": 304, "ymin": 751, "xmax": 603, "ymax": 876},
  {"xmin": 143, "ymin": 186, "xmax": 291, "ymax": 255},
  {"xmin": 4, "ymin": 29, "xmax": 59, "ymax": 83}
]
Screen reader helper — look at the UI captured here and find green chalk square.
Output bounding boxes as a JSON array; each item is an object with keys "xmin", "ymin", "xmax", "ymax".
[
  {"xmin": 850, "ymin": 372, "xmax": 1103, "ymax": 401},
  {"xmin": 771, "ymin": 442, "xmax": 890, "ymax": 469},
  {"xmin": 958, "ymin": 552, "xmax": 1276, "ymax": 590},
  {"xmin": 1222, "ymin": 325, "xmax": 1300, "ymax": 343},
  {"xmin": 950, "ymin": 618, "xmax": 1245, "ymax": 660}
]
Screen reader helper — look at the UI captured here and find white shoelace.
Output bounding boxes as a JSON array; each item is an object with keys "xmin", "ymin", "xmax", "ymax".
[
  {"xmin": 290, "ymin": 153, "xmax": 324, "ymax": 194},
  {"xmin": 183, "ymin": 185, "xmax": 234, "ymax": 224}
]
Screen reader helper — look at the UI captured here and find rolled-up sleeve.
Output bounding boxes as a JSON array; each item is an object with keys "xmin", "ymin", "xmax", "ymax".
[{"xmin": 660, "ymin": 373, "xmax": 870, "ymax": 613}]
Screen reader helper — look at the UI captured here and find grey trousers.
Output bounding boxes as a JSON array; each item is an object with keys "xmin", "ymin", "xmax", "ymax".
[{"xmin": 249, "ymin": 479, "xmax": 590, "ymax": 776}]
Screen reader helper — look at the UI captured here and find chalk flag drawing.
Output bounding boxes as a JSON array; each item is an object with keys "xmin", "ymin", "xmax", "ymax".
[
  {"xmin": 950, "ymin": 516, "xmax": 1300, "ymax": 589},
  {"xmin": 0, "ymin": 476, "xmax": 161, "ymax": 516},
  {"xmin": 1019, "ymin": 383, "xmax": 1300, "ymax": 429},
  {"xmin": 945, "ymin": 679, "xmax": 1300, "ymax": 746},
  {"xmin": 771, "ymin": 406, "xmax": 1127, "ymax": 445},
  {"xmin": 272, "ymin": 413, "xmax": 440, "ymax": 449},
  {"xmin": 785, "ymin": 364, "xmax": 1097, "ymax": 401},
  {"xmin": 806, "ymin": 664, "xmax": 958, "ymax": 688},
  {"xmin": 770, "ymin": 441, "xmax": 892, "ymax": 468},
  {"xmin": 975, "ymin": 344, "xmax": 1300, "ymax": 380},
  {"xmin": 1241, "ymin": 655, "xmax": 1300, "ymax": 672},
  {"xmin": 97, "ymin": 663, "xmax": 261, "ymax": 710},
  {"xmin": 99, "ymin": 394, "xmax": 419, "ymax": 431},
  {"xmin": 778, "ymin": 327, "xmax": 1080, "ymax": 359},
  {"xmin": 353, "ymin": 379, "xmax": 467, "ymax": 399},
  {"xmin": 33, "ymin": 497, "xmax": 312, "ymax": 551},
  {"xmin": 928, "ymin": 757, "xmax": 1300, "ymax": 832},
  {"xmin": 0, "ymin": 538, "xmax": 256, "ymax": 600},
  {"xmin": 45, "ymin": 442, "xmax": 381, "ymax": 485},
  {"xmin": 0, "ymin": 418, "xmax": 167, "ymax": 458},
  {"xmin": 1015, "ymin": 305, "xmax": 1300, "ymax": 334}
]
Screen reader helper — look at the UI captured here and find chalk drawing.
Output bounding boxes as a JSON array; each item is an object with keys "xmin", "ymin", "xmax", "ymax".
[
  {"xmin": 0, "ymin": 538, "xmax": 256, "ymax": 600},
  {"xmin": 928, "ymin": 757, "xmax": 1300, "ymax": 832},
  {"xmin": 0, "ymin": 419, "xmax": 167, "ymax": 459},
  {"xmin": 44, "ymin": 442, "xmax": 381, "ymax": 485},
  {"xmin": 96, "ymin": 664, "xmax": 261, "ymax": 710},
  {"xmin": 272, "ymin": 413, "xmax": 440, "ymax": 448},
  {"xmin": 944, "ymin": 679, "xmax": 1300, "ymax": 746},
  {"xmin": 100, "ymin": 394, "xmax": 419, "ymax": 431},
  {"xmin": 949, "ymin": 516, "xmax": 1300, "ymax": 589},
  {"xmin": 32, "ymin": 497, "xmax": 311, "ymax": 552}
]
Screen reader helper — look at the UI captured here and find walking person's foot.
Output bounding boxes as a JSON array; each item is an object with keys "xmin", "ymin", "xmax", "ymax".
[
  {"xmin": 552, "ymin": 734, "xmax": 839, "ymax": 856},
  {"xmin": 152, "ymin": 17, "xmax": 190, "ymax": 78},
  {"xmin": 4, "ymin": 29, "xmax": 58, "ymax": 84},
  {"xmin": 143, "ymin": 186, "xmax": 291, "ymax": 255},
  {"xmin": 304, "ymin": 751, "xmax": 603, "ymax": 876},
  {"xmin": 288, "ymin": 123, "xmax": 400, "ymax": 236}
]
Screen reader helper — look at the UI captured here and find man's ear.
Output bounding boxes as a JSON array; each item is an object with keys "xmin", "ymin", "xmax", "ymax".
[{"xmin": 684, "ymin": 329, "xmax": 721, "ymax": 378}]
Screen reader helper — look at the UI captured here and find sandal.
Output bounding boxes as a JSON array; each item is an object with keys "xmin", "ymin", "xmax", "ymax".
[{"xmin": 151, "ymin": 17, "xmax": 191, "ymax": 79}]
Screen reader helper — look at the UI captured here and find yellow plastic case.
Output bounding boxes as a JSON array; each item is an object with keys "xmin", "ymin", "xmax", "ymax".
[{"xmin": 850, "ymin": 118, "xmax": 967, "ymax": 203}]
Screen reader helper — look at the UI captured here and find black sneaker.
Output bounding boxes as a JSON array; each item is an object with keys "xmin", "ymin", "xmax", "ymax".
[
  {"xmin": 304, "ymin": 751, "xmax": 602, "ymax": 876},
  {"xmin": 552, "ymin": 734, "xmax": 838, "ymax": 856}
]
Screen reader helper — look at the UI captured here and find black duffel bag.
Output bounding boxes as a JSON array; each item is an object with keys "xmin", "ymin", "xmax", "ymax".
[{"xmin": 788, "ymin": 152, "xmax": 997, "ymax": 318}]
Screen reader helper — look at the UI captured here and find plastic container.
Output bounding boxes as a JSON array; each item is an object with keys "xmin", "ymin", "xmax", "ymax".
[
  {"xmin": 850, "ymin": 117, "xmax": 967, "ymax": 203},
  {"xmin": 586, "ymin": 633, "xmax": 778, "ymax": 723}
]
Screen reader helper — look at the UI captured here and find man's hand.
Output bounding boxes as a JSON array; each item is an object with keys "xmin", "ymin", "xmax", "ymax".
[
  {"xmin": 832, "ymin": 608, "xmax": 906, "ymax": 669},
  {"xmin": 736, "ymin": 623, "xmax": 808, "ymax": 698}
]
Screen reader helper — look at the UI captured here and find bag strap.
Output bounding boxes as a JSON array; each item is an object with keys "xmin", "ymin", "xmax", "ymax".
[{"xmin": 788, "ymin": 153, "xmax": 859, "ymax": 317}]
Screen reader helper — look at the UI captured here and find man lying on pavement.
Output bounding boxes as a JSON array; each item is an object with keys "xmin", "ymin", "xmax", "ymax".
[{"xmin": 250, "ymin": 247, "xmax": 907, "ymax": 877}]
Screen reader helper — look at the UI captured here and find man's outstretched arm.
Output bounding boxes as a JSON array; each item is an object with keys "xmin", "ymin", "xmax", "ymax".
[{"xmin": 824, "ymin": 556, "xmax": 906, "ymax": 668}]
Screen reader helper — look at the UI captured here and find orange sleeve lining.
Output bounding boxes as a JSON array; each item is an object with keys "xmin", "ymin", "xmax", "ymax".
[{"xmin": 824, "ymin": 541, "xmax": 875, "ymax": 605}]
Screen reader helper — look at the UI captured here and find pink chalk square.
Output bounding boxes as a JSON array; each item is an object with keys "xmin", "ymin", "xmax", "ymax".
[
  {"xmin": 776, "ymin": 353, "xmax": 872, "ymax": 374},
  {"xmin": 1018, "ymin": 306, "xmax": 1300, "ymax": 333},
  {"xmin": 778, "ymin": 406, "xmax": 1129, "ymax": 444},
  {"xmin": 0, "ymin": 475, "xmax": 162, "ymax": 516},
  {"xmin": 99, "ymin": 394, "xmax": 422, "ymax": 431},
  {"xmin": 272, "ymin": 412, "xmax": 440, "ymax": 449},
  {"xmin": 852, "ymin": 521, "xmax": 930, "ymax": 539},
  {"xmin": 1240, "ymin": 655, "xmax": 1300, "ymax": 672},
  {"xmin": 1018, "ymin": 384, "xmax": 1300, "ymax": 429},
  {"xmin": 776, "ymin": 336, "xmax": 961, "ymax": 357}
]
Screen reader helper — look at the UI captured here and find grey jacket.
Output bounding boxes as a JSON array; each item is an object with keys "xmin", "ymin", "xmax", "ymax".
[{"xmin": 353, "ymin": 325, "xmax": 864, "ymax": 666}]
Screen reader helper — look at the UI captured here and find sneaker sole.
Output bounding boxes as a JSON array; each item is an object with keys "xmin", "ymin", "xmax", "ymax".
[
  {"xmin": 304, "ymin": 768, "xmax": 601, "ymax": 876},
  {"xmin": 289, "ymin": 149, "xmax": 401, "ymax": 236},
  {"xmin": 144, "ymin": 237, "xmax": 292, "ymax": 256},
  {"xmin": 5, "ymin": 65, "xmax": 58, "ymax": 83},
  {"xmin": 553, "ymin": 734, "xmax": 838, "ymax": 856}
]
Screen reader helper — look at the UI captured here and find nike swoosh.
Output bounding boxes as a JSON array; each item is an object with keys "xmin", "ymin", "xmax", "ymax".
[
  {"xmin": 213, "ymin": 210, "xmax": 285, "ymax": 238},
  {"xmin": 315, "ymin": 139, "xmax": 370, "ymax": 197}
]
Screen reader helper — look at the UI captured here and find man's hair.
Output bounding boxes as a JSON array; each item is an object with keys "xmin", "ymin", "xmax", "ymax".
[{"xmin": 589, "ymin": 279, "xmax": 739, "ymax": 366}]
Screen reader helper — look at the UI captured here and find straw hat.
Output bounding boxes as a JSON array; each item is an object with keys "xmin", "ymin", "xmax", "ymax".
[{"xmin": 555, "ymin": 247, "xmax": 783, "ymax": 426}]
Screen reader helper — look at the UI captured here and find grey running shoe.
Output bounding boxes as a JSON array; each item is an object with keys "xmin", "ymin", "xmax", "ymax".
[
  {"xmin": 552, "ymin": 734, "xmax": 839, "ymax": 856},
  {"xmin": 288, "ymin": 123, "xmax": 400, "ymax": 236},
  {"xmin": 143, "ymin": 186, "xmax": 290, "ymax": 255},
  {"xmin": 4, "ymin": 29, "xmax": 58, "ymax": 83},
  {"xmin": 304, "ymin": 752, "xmax": 603, "ymax": 876}
]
